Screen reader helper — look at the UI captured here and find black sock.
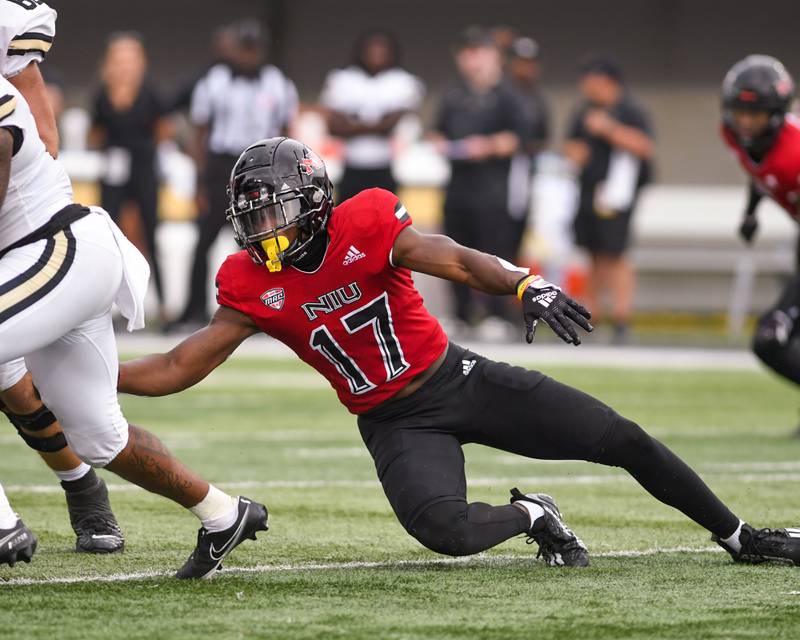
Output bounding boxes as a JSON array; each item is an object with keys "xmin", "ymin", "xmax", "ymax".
[{"xmin": 60, "ymin": 467, "xmax": 98, "ymax": 493}]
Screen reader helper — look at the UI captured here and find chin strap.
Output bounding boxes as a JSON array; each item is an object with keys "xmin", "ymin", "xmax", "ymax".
[{"xmin": 261, "ymin": 235, "xmax": 290, "ymax": 272}]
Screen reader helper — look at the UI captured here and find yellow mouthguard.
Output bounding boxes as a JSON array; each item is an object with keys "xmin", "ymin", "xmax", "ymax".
[{"xmin": 261, "ymin": 235, "xmax": 290, "ymax": 272}]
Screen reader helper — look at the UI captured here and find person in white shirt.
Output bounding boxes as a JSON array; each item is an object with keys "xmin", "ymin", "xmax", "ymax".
[
  {"xmin": 320, "ymin": 30, "xmax": 424, "ymax": 202},
  {"xmin": 0, "ymin": 80, "xmax": 267, "ymax": 577}
]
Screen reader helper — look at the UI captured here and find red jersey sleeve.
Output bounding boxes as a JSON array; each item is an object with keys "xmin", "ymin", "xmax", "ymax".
[
  {"xmin": 364, "ymin": 187, "xmax": 412, "ymax": 267},
  {"xmin": 215, "ymin": 256, "xmax": 242, "ymax": 311}
]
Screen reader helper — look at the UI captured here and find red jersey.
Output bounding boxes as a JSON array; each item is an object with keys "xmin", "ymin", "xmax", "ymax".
[
  {"xmin": 722, "ymin": 114, "xmax": 800, "ymax": 218},
  {"xmin": 215, "ymin": 188, "xmax": 449, "ymax": 414}
]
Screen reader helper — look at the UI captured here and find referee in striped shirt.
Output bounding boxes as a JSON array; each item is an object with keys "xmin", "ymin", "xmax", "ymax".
[{"xmin": 175, "ymin": 19, "xmax": 298, "ymax": 327}]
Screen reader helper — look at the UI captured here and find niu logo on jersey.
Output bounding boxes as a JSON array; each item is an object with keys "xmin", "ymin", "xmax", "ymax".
[
  {"xmin": 260, "ymin": 287, "xmax": 285, "ymax": 311},
  {"xmin": 343, "ymin": 245, "xmax": 366, "ymax": 265},
  {"xmin": 302, "ymin": 282, "xmax": 362, "ymax": 321}
]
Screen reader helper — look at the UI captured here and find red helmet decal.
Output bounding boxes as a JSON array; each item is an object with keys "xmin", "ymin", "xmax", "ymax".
[
  {"xmin": 299, "ymin": 158, "xmax": 314, "ymax": 175},
  {"xmin": 738, "ymin": 89, "xmax": 758, "ymax": 102}
]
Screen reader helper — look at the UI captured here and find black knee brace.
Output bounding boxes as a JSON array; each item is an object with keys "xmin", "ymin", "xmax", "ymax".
[{"xmin": 0, "ymin": 401, "xmax": 66, "ymax": 453}]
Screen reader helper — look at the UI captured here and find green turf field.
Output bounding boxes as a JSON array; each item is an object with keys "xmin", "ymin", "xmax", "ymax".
[{"xmin": 2, "ymin": 354, "xmax": 800, "ymax": 639}]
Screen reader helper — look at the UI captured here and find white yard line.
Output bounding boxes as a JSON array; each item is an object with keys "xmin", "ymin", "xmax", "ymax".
[
  {"xmin": 0, "ymin": 546, "xmax": 725, "ymax": 586},
  {"xmin": 6, "ymin": 466, "xmax": 800, "ymax": 495}
]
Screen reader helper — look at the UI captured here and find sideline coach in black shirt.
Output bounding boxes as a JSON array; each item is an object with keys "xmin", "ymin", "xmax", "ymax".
[
  {"xmin": 564, "ymin": 56, "xmax": 653, "ymax": 342},
  {"xmin": 432, "ymin": 27, "xmax": 527, "ymax": 326}
]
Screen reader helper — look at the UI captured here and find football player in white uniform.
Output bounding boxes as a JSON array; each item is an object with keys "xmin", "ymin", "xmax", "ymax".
[
  {"xmin": 0, "ymin": 0, "xmax": 126, "ymax": 561},
  {"xmin": 0, "ymin": 80, "xmax": 268, "ymax": 578}
]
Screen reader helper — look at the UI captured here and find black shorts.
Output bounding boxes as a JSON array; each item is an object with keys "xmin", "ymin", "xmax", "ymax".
[
  {"xmin": 357, "ymin": 343, "xmax": 619, "ymax": 531},
  {"xmin": 574, "ymin": 206, "xmax": 634, "ymax": 256}
]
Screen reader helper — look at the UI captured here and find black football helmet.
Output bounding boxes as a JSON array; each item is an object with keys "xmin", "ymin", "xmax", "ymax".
[
  {"xmin": 722, "ymin": 55, "xmax": 795, "ymax": 154},
  {"xmin": 226, "ymin": 137, "xmax": 333, "ymax": 269}
]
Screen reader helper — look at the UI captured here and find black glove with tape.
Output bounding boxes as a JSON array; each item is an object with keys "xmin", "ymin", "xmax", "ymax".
[{"xmin": 516, "ymin": 275, "xmax": 593, "ymax": 345}]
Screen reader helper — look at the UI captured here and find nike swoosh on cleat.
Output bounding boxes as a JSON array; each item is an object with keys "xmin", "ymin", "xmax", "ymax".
[
  {"xmin": 90, "ymin": 534, "xmax": 122, "ymax": 541},
  {"xmin": 208, "ymin": 505, "xmax": 250, "ymax": 561}
]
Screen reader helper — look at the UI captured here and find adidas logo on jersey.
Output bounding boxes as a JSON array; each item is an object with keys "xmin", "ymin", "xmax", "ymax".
[
  {"xmin": 343, "ymin": 245, "xmax": 366, "ymax": 265},
  {"xmin": 462, "ymin": 359, "xmax": 476, "ymax": 376},
  {"xmin": 532, "ymin": 290, "xmax": 558, "ymax": 309}
]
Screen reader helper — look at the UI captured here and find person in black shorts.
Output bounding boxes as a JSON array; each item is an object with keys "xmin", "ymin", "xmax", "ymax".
[{"xmin": 564, "ymin": 56, "xmax": 654, "ymax": 342}]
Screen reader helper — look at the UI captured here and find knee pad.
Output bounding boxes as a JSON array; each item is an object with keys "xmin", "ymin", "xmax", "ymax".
[
  {"xmin": 0, "ymin": 402, "xmax": 66, "ymax": 453},
  {"xmin": 408, "ymin": 499, "xmax": 472, "ymax": 557}
]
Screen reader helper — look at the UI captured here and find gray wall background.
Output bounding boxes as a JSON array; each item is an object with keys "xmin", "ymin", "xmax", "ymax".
[{"xmin": 47, "ymin": 0, "xmax": 800, "ymax": 185}]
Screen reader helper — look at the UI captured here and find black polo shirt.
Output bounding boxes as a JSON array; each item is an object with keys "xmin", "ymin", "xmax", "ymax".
[
  {"xmin": 92, "ymin": 80, "xmax": 165, "ymax": 161},
  {"xmin": 435, "ymin": 79, "xmax": 527, "ymax": 209},
  {"xmin": 567, "ymin": 95, "xmax": 653, "ymax": 214},
  {"xmin": 513, "ymin": 86, "xmax": 550, "ymax": 153}
]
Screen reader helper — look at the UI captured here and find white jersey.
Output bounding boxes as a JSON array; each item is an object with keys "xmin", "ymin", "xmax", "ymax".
[
  {"xmin": 0, "ymin": 75, "xmax": 72, "ymax": 251},
  {"xmin": 0, "ymin": 0, "xmax": 56, "ymax": 78},
  {"xmin": 320, "ymin": 65, "xmax": 424, "ymax": 168}
]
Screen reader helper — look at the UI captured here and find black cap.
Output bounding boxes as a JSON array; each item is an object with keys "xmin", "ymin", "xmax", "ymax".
[
  {"xmin": 510, "ymin": 37, "xmax": 539, "ymax": 60},
  {"xmin": 454, "ymin": 26, "xmax": 495, "ymax": 51},
  {"xmin": 578, "ymin": 55, "xmax": 624, "ymax": 83}
]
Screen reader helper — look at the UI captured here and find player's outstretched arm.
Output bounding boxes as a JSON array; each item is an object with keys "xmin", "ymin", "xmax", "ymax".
[
  {"xmin": 392, "ymin": 226, "xmax": 592, "ymax": 344},
  {"xmin": 118, "ymin": 306, "xmax": 259, "ymax": 396}
]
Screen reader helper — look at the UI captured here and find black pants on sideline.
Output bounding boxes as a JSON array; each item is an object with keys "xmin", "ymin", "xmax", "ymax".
[
  {"xmin": 357, "ymin": 343, "xmax": 739, "ymax": 557},
  {"xmin": 337, "ymin": 166, "xmax": 396, "ymax": 204},
  {"xmin": 181, "ymin": 152, "xmax": 240, "ymax": 322},
  {"xmin": 101, "ymin": 161, "xmax": 164, "ymax": 304},
  {"xmin": 443, "ymin": 203, "xmax": 521, "ymax": 323}
]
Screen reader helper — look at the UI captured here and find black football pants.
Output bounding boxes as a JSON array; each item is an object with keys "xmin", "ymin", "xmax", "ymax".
[
  {"xmin": 357, "ymin": 343, "xmax": 739, "ymax": 556},
  {"xmin": 752, "ymin": 270, "xmax": 800, "ymax": 385}
]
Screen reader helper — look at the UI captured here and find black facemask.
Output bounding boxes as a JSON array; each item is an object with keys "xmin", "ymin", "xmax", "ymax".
[{"xmin": 291, "ymin": 229, "xmax": 330, "ymax": 272}]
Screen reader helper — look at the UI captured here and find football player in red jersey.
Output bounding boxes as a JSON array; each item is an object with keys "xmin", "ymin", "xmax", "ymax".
[
  {"xmin": 119, "ymin": 137, "xmax": 800, "ymax": 567},
  {"xmin": 721, "ymin": 55, "xmax": 800, "ymax": 409}
]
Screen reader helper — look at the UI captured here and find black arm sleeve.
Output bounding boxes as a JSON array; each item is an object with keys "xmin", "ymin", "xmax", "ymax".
[{"xmin": 744, "ymin": 181, "xmax": 763, "ymax": 217}]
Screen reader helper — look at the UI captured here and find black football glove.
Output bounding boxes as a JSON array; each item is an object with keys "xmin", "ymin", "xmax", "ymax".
[
  {"xmin": 517, "ymin": 275, "xmax": 593, "ymax": 346},
  {"xmin": 739, "ymin": 213, "xmax": 758, "ymax": 245}
]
